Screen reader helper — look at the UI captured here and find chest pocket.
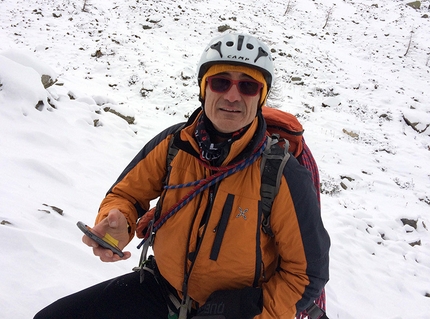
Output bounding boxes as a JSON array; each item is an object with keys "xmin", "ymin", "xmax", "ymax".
[
  {"xmin": 210, "ymin": 193, "xmax": 235, "ymax": 261},
  {"xmin": 206, "ymin": 189, "xmax": 264, "ymax": 287}
]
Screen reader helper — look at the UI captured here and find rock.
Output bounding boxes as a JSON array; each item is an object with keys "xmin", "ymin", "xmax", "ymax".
[
  {"xmin": 41, "ymin": 74, "xmax": 56, "ymax": 88},
  {"xmin": 401, "ymin": 218, "xmax": 418, "ymax": 229},
  {"xmin": 403, "ymin": 114, "xmax": 430, "ymax": 133},
  {"xmin": 218, "ymin": 25, "xmax": 232, "ymax": 32},
  {"xmin": 406, "ymin": 1, "xmax": 421, "ymax": 9},
  {"xmin": 342, "ymin": 129, "xmax": 359, "ymax": 139}
]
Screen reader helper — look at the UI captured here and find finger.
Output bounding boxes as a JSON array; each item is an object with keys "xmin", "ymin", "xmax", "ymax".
[
  {"xmin": 106, "ymin": 251, "xmax": 131, "ymax": 262},
  {"xmin": 94, "ymin": 247, "xmax": 131, "ymax": 262},
  {"xmin": 107, "ymin": 209, "xmax": 127, "ymax": 230},
  {"xmin": 82, "ymin": 234, "xmax": 98, "ymax": 248},
  {"xmin": 107, "ymin": 211, "xmax": 119, "ymax": 228}
]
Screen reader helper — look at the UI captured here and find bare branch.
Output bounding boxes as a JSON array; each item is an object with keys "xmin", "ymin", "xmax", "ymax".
[
  {"xmin": 323, "ymin": 5, "xmax": 335, "ymax": 29},
  {"xmin": 82, "ymin": 0, "xmax": 89, "ymax": 12},
  {"xmin": 284, "ymin": 0, "xmax": 295, "ymax": 16},
  {"xmin": 404, "ymin": 31, "xmax": 413, "ymax": 57}
]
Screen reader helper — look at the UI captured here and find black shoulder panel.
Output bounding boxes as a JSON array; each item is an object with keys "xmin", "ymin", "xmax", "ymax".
[{"xmin": 107, "ymin": 122, "xmax": 185, "ymax": 194}]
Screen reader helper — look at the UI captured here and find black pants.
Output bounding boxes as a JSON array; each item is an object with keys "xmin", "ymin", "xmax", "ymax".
[{"xmin": 33, "ymin": 270, "xmax": 168, "ymax": 319}]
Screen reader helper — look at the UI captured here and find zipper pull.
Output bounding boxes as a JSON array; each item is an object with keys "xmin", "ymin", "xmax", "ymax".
[{"xmin": 209, "ymin": 189, "xmax": 214, "ymax": 204}]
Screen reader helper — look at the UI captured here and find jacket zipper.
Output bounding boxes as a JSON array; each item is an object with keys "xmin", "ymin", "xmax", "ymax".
[{"xmin": 182, "ymin": 172, "xmax": 216, "ymax": 295}]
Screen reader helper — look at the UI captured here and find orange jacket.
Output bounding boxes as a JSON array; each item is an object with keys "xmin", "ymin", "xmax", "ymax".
[{"xmin": 96, "ymin": 109, "xmax": 330, "ymax": 318}]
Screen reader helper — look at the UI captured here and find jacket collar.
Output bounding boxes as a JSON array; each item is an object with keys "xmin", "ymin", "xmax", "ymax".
[{"xmin": 176, "ymin": 107, "xmax": 267, "ymax": 166}]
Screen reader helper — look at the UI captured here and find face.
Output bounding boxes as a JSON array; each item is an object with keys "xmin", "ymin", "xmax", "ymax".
[{"xmin": 204, "ymin": 71, "xmax": 262, "ymax": 133}]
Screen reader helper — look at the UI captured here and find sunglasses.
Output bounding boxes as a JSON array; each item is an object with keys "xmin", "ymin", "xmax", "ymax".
[{"xmin": 206, "ymin": 76, "xmax": 263, "ymax": 96}]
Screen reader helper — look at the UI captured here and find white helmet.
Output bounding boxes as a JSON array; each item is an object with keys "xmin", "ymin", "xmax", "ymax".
[{"xmin": 197, "ymin": 33, "xmax": 274, "ymax": 91}]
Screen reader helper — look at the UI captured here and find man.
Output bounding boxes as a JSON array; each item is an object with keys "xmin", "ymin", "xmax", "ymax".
[{"xmin": 34, "ymin": 33, "xmax": 330, "ymax": 319}]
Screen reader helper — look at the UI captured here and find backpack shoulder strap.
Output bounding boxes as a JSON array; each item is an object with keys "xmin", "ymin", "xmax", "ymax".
[
  {"xmin": 135, "ymin": 123, "xmax": 184, "ymax": 239},
  {"xmin": 260, "ymin": 135, "xmax": 290, "ymax": 237},
  {"xmin": 163, "ymin": 123, "xmax": 186, "ymax": 182}
]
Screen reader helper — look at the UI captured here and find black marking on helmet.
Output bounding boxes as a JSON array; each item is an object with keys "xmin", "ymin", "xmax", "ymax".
[
  {"xmin": 226, "ymin": 41, "xmax": 234, "ymax": 47},
  {"xmin": 210, "ymin": 41, "xmax": 223, "ymax": 58},
  {"xmin": 254, "ymin": 47, "xmax": 269, "ymax": 63},
  {"xmin": 227, "ymin": 55, "xmax": 250, "ymax": 61},
  {"xmin": 246, "ymin": 43, "xmax": 254, "ymax": 50},
  {"xmin": 237, "ymin": 35, "xmax": 244, "ymax": 51}
]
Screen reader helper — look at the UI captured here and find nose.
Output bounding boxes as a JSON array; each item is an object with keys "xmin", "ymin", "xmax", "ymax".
[{"xmin": 223, "ymin": 83, "xmax": 242, "ymax": 102}]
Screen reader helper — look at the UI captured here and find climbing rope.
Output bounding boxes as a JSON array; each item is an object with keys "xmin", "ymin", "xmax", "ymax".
[{"xmin": 142, "ymin": 137, "xmax": 267, "ymax": 241}]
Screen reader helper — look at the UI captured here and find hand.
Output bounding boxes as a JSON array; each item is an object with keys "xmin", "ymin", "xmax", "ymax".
[{"xmin": 82, "ymin": 209, "xmax": 132, "ymax": 262}]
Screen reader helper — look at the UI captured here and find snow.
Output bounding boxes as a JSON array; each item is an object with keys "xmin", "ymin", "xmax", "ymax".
[{"xmin": 1, "ymin": 0, "xmax": 429, "ymax": 318}]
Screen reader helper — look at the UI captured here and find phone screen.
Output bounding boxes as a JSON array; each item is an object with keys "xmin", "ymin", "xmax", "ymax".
[{"xmin": 77, "ymin": 221, "xmax": 124, "ymax": 257}]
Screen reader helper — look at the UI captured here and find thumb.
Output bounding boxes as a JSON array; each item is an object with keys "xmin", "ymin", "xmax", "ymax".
[{"xmin": 107, "ymin": 209, "xmax": 123, "ymax": 229}]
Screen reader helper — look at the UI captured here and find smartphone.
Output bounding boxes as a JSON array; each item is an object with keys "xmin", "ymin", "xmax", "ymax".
[{"xmin": 77, "ymin": 221, "xmax": 124, "ymax": 257}]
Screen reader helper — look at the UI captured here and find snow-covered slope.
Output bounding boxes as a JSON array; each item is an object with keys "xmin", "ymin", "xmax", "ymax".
[{"xmin": 1, "ymin": 0, "xmax": 429, "ymax": 318}]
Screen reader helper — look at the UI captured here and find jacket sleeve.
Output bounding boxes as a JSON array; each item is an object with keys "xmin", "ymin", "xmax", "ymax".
[
  {"xmin": 95, "ymin": 123, "xmax": 184, "ymax": 242},
  {"xmin": 259, "ymin": 157, "xmax": 330, "ymax": 318}
]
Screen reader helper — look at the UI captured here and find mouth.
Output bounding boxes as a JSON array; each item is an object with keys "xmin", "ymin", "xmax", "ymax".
[{"xmin": 220, "ymin": 107, "xmax": 241, "ymax": 113}]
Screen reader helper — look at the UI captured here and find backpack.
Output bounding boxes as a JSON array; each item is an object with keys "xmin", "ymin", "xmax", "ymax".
[{"xmin": 136, "ymin": 106, "xmax": 327, "ymax": 319}]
